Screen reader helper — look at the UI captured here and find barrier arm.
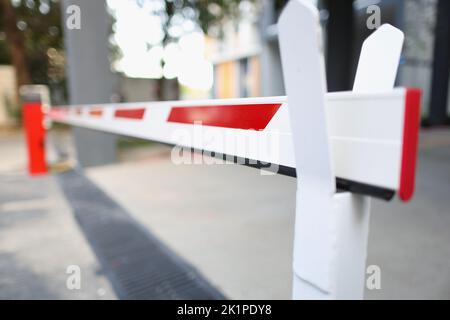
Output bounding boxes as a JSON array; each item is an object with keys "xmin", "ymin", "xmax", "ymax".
[
  {"xmin": 43, "ymin": 0, "xmax": 421, "ymax": 300},
  {"xmin": 48, "ymin": 91, "xmax": 420, "ymax": 202}
]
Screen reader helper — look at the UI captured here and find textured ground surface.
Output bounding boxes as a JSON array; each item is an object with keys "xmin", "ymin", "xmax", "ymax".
[
  {"xmin": 0, "ymin": 172, "xmax": 116, "ymax": 299},
  {"xmin": 1, "ymin": 128, "xmax": 449, "ymax": 299}
]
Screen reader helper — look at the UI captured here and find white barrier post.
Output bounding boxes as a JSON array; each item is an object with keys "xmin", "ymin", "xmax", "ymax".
[{"xmin": 279, "ymin": 0, "xmax": 406, "ymax": 299}]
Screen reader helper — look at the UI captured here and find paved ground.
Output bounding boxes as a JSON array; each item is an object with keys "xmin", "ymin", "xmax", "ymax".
[
  {"xmin": 0, "ymin": 130, "xmax": 28, "ymax": 175},
  {"xmin": 88, "ymin": 156, "xmax": 296, "ymax": 299},
  {"xmin": 0, "ymin": 130, "xmax": 116, "ymax": 299},
  {"xmin": 0, "ymin": 173, "xmax": 116, "ymax": 299},
  {"xmin": 367, "ymin": 130, "xmax": 450, "ymax": 299},
  {"xmin": 1, "ymin": 128, "xmax": 449, "ymax": 299},
  {"xmin": 87, "ymin": 129, "xmax": 450, "ymax": 300}
]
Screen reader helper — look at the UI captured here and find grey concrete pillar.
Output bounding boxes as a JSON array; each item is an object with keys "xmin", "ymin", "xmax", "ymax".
[
  {"xmin": 61, "ymin": 0, "xmax": 117, "ymax": 167},
  {"xmin": 259, "ymin": 0, "xmax": 286, "ymax": 97}
]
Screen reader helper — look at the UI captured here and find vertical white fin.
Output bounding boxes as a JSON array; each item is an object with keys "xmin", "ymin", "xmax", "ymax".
[
  {"xmin": 353, "ymin": 24, "xmax": 404, "ymax": 92},
  {"xmin": 332, "ymin": 24, "xmax": 405, "ymax": 300},
  {"xmin": 279, "ymin": 0, "xmax": 335, "ymax": 294},
  {"xmin": 278, "ymin": 0, "xmax": 335, "ymax": 193}
]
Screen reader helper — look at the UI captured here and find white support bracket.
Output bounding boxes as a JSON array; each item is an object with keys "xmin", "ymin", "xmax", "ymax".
[{"xmin": 278, "ymin": 0, "xmax": 405, "ymax": 299}]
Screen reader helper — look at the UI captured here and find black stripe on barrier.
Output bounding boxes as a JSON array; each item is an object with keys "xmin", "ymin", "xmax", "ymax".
[{"xmin": 57, "ymin": 170, "xmax": 225, "ymax": 300}]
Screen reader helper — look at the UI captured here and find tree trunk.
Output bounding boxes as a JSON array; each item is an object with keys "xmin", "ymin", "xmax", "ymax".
[
  {"xmin": 156, "ymin": 77, "xmax": 180, "ymax": 101},
  {"xmin": 1, "ymin": 0, "xmax": 32, "ymax": 94}
]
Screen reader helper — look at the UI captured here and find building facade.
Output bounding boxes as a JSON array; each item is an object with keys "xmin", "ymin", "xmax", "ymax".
[{"xmin": 208, "ymin": 0, "xmax": 449, "ymax": 124}]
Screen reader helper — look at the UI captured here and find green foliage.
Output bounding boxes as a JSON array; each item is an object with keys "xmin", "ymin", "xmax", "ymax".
[
  {"xmin": 135, "ymin": 0, "xmax": 258, "ymax": 44},
  {"xmin": 12, "ymin": 0, "xmax": 62, "ymax": 84},
  {"xmin": 0, "ymin": 2, "xmax": 8, "ymax": 64},
  {"xmin": 0, "ymin": 34, "xmax": 10, "ymax": 64},
  {"xmin": 0, "ymin": 0, "xmax": 65, "ymax": 86}
]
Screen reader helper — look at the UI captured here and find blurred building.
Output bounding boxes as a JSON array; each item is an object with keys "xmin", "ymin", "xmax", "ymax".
[
  {"xmin": 206, "ymin": 2, "xmax": 263, "ymax": 99},
  {"xmin": 208, "ymin": 0, "xmax": 449, "ymax": 125}
]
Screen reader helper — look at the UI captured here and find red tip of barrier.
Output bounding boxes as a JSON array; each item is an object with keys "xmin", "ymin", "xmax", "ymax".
[{"xmin": 399, "ymin": 88, "xmax": 421, "ymax": 202}]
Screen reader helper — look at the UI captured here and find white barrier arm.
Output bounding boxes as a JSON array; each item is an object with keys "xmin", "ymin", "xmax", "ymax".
[{"xmin": 49, "ymin": 89, "xmax": 420, "ymax": 202}]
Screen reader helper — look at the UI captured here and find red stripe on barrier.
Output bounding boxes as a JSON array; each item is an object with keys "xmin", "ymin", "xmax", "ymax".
[
  {"xmin": 114, "ymin": 108, "xmax": 146, "ymax": 120},
  {"xmin": 399, "ymin": 88, "xmax": 421, "ymax": 202},
  {"xmin": 167, "ymin": 104, "xmax": 282, "ymax": 130},
  {"xmin": 90, "ymin": 109, "xmax": 103, "ymax": 117}
]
